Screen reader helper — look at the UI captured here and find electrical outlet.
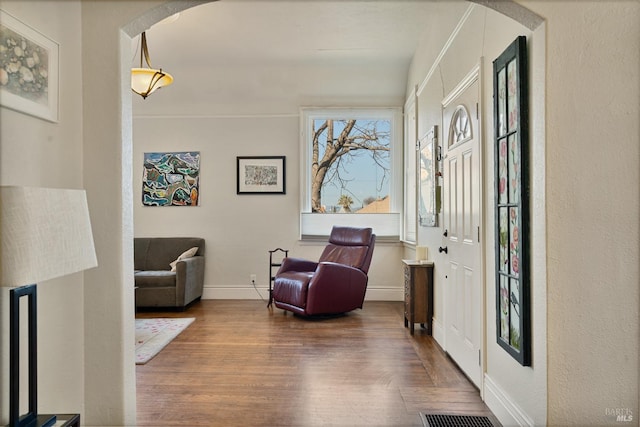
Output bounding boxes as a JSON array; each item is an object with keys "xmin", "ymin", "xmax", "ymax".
[{"xmin": 250, "ymin": 274, "xmax": 256, "ymax": 283}]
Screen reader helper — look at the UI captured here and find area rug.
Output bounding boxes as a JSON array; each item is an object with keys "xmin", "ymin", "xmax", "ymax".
[{"xmin": 135, "ymin": 318, "xmax": 194, "ymax": 364}]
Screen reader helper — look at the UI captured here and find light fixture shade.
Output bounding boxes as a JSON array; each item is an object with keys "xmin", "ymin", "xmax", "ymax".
[
  {"xmin": 131, "ymin": 31, "xmax": 174, "ymax": 99},
  {"xmin": 0, "ymin": 186, "xmax": 98, "ymax": 288},
  {"xmin": 131, "ymin": 67, "xmax": 174, "ymax": 99}
]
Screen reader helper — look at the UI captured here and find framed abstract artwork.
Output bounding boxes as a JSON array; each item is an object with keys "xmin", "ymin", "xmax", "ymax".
[
  {"xmin": 493, "ymin": 36, "xmax": 530, "ymax": 366},
  {"xmin": 0, "ymin": 10, "xmax": 59, "ymax": 122},
  {"xmin": 142, "ymin": 152, "xmax": 200, "ymax": 206},
  {"xmin": 237, "ymin": 156, "xmax": 286, "ymax": 194}
]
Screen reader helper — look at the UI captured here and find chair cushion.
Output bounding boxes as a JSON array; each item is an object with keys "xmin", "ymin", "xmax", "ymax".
[
  {"xmin": 135, "ymin": 270, "xmax": 176, "ymax": 288},
  {"xmin": 272, "ymin": 271, "xmax": 314, "ymax": 308}
]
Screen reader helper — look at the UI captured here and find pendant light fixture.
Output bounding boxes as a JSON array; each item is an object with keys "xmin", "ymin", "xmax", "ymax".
[{"xmin": 131, "ymin": 32, "xmax": 173, "ymax": 99}]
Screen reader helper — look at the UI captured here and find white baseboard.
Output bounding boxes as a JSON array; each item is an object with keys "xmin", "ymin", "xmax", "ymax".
[
  {"xmin": 366, "ymin": 287, "xmax": 403, "ymax": 301},
  {"xmin": 202, "ymin": 287, "xmax": 268, "ymax": 300},
  {"xmin": 432, "ymin": 317, "xmax": 445, "ymax": 350},
  {"xmin": 483, "ymin": 374, "xmax": 535, "ymax": 427},
  {"xmin": 202, "ymin": 286, "xmax": 403, "ymax": 301}
]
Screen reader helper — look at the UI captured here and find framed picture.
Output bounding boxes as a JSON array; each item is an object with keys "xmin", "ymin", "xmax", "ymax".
[
  {"xmin": 0, "ymin": 10, "xmax": 59, "ymax": 122},
  {"xmin": 493, "ymin": 36, "xmax": 530, "ymax": 366},
  {"xmin": 418, "ymin": 126, "xmax": 438, "ymax": 227},
  {"xmin": 237, "ymin": 156, "xmax": 286, "ymax": 195},
  {"xmin": 142, "ymin": 151, "xmax": 200, "ymax": 206}
]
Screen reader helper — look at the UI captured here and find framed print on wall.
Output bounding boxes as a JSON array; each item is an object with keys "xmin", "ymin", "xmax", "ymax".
[
  {"xmin": 237, "ymin": 156, "xmax": 286, "ymax": 195},
  {"xmin": 0, "ymin": 10, "xmax": 59, "ymax": 122},
  {"xmin": 493, "ymin": 35, "xmax": 530, "ymax": 366}
]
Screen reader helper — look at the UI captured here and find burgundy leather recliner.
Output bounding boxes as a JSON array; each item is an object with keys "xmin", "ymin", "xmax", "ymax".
[{"xmin": 272, "ymin": 226, "xmax": 376, "ymax": 316}]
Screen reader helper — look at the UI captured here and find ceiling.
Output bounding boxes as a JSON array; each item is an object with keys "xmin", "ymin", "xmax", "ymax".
[{"xmin": 132, "ymin": 0, "xmax": 469, "ymax": 115}]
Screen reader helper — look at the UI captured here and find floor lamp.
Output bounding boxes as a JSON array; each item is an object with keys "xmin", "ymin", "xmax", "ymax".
[{"xmin": 1, "ymin": 186, "xmax": 97, "ymax": 427}]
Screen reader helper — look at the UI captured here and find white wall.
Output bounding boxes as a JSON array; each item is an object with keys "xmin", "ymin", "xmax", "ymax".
[{"xmin": 0, "ymin": 0, "xmax": 85, "ymax": 422}]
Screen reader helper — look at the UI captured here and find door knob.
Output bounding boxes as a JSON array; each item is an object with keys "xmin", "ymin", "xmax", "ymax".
[
  {"xmin": 439, "ymin": 246, "xmax": 448, "ymax": 254},
  {"xmin": 443, "ymin": 229, "xmax": 448, "ymax": 237}
]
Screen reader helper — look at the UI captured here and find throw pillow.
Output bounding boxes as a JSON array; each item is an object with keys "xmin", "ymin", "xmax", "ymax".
[{"xmin": 170, "ymin": 246, "xmax": 199, "ymax": 272}]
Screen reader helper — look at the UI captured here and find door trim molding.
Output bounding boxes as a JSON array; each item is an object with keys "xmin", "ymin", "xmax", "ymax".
[{"xmin": 442, "ymin": 63, "xmax": 481, "ymax": 109}]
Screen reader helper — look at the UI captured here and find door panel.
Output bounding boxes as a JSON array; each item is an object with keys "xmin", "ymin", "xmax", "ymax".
[
  {"xmin": 448, "ymin": 157, "xmax": 459, "ymax": 239},
  {"xmin": 463, "ymin": 150, "xmax": 474, "ymax": 243},
  {"xmin": 442, "ymin": 69, "xmax": 483, "ymax": 388}
]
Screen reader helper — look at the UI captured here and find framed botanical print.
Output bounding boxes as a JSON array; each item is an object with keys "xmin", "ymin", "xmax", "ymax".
[
  {"xmin": 0, "ymin": 10, "xmax": 59, "ymax": 122},
  {"xmin": 493, "ymin": 36, "xmax": 530, "ymax": 366}
]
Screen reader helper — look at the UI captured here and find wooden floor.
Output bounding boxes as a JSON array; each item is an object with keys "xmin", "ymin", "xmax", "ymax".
[{"xmin": 136, "ymin": 300, "xmax": 495, "ymax": 426}]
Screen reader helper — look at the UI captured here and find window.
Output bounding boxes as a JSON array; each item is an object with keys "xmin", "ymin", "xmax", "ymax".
[{"xmin": 300, "ymin": 108, "xmax": 402, "ymax": 239}]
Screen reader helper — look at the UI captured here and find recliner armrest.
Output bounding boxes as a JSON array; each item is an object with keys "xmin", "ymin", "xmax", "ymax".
[
  {"xmin": 310, "ymin": 262, "xmax": 367, "ymax": 287},
  {"xmin": 277, "ymin": 257, "xmax": 319, "ymax": 274},
  {"xmin": 306, "ymin": 262, "xmax": 368, "ymax": 314}
]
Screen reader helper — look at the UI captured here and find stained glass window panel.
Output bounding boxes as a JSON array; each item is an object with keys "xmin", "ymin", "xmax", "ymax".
[
  {"xmin": 499, "ymin": 275, "xmax": 509, "ymax": 341},
  {"xmin": 498, "ymin": 68, "xmax": 506, "ymax": 136},
  {"xmin": 498, "ymin": 138, "xmax": 508, "ymax": 204},
  {"xmin": 509, "ymin": 278, "xmax": 521, "ymax": 349},
  {"xmin": 509, "ymin": 207, "xmax": 520, "ymax": 277},
  {"xmin": 507, "ymin": 59, "xmax": 518, "ymax": 132},
  {"xmin": 493, "ymin": 36, "xmax": 529, "ymax": 365},
  {"xmin": 508, "ymin": 134, "xmax": 520, "ymax": 204},
  {"xmin": 499, "ymin": 208, "xmax": 509, "ymax": 272}
]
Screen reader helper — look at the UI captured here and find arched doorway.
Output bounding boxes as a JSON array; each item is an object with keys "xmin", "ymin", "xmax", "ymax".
[{"xmin": 81, "ymin": 1, "xmax": 545, "ymax": 425}]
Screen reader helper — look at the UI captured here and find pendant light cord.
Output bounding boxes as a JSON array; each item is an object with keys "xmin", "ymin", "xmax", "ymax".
[{"xmin": 140, "ymin": 32, "xmax": 153, "ymax": 68}]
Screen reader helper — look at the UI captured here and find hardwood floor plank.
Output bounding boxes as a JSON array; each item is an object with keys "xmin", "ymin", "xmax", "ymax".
[{"xmin": 136, "ymin": 300, "xmax": 495, "ymax": 426}]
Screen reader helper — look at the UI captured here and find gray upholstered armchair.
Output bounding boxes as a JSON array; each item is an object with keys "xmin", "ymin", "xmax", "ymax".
[{"xmin": 134, "ymin": 237, "xmax": 205, "ymax": 310}]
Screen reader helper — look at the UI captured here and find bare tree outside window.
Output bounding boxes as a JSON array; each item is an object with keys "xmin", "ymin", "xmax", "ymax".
[{"xmin": 311, "ymin": 119, "xmax": 391, "ymax": 213}]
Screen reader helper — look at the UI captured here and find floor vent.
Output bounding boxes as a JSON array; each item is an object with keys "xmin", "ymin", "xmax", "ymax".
[{"xmin": 420, "ymin": 413, "xmax": 497, "ymax": 427}]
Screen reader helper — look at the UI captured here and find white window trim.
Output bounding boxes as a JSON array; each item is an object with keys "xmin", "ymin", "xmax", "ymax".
[
  {"xmin": 403, "ymin": 91, "xmax": 418, "ymax": 244},
  {"xmin": 299, "ymin": 107, "xmax": 403, "ymax": 239}
]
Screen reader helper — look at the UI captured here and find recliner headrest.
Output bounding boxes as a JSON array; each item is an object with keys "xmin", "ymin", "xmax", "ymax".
[{"xmin": 328, "ymin": 226, "xmax": 373, "ymax": 246}]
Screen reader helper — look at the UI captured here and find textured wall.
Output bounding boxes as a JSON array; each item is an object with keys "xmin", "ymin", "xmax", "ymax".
[{"xmin": 530, "ymin": 1, "xmax": 640, "ymax": 425}]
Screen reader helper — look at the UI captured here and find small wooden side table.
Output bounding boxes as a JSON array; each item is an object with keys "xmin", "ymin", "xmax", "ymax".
[{"xmin": 402, "ymin": 260, "xmax": 434, "ymax": 335}]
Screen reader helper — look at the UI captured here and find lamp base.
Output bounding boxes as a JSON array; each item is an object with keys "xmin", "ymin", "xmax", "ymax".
[
  {"xmin": 36, "ymin": 415, "xmax": 57, "ymax": 427},
  {"xmin": 4, "ymin": 414, "xmax": 56, "ymax": 427}
]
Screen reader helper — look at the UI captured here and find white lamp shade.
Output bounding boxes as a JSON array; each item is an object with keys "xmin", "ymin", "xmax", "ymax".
[{"xmin": 1, "ymin": 186, "xmax": 98, "ymax": 287}]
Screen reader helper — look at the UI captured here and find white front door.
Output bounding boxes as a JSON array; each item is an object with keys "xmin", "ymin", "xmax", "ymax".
[{"xmin": 441, "ymin": 66, "xmax": 483, "ymax": 388}]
